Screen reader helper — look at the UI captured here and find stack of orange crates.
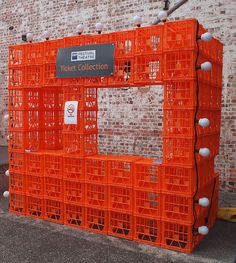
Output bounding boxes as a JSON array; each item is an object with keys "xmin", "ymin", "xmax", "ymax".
[
  {"xmin": 8, "ymin": 19, "xmax": 223, "ymax": 253},
  {"xmin": 161, "ymin": 20, "xmax": 222, "ymax": 253}
]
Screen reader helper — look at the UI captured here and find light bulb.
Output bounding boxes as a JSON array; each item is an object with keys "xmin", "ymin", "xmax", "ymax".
[
  {"xmin": 43, "ymin": 30, "xmax": 51, "ymax": 40},
  {"xmin": 95, "ymin": 22, "xmax": 104, "ymax": 33},
  {"xmin": 201, "ymin": 61, "xmax": 212, "ymax": 71},
  {"xmin": 4, "ymin": 114, "xmax": 9, "ymax": 120},
  {"xmin": 199, "ymin": 148, "xmax": 210, "ymax": 157},
  {"xmin": 7, "ymin": 135, "xmax": 10, "ymax": 141},
  {"xmin": 199, "ymin": 197, "xmax": 210, "ymax": 207},
  {"xmin": 133, "ymin": 15, "xmax": 142, "ymax": 27},
  {"xmin": 198, "ymin": 226, "xmax": 209, "ymax": 235},
  {"xmin": 76, "ymin": 24, "xmax": 85, "ymax": 35},
  {"xmin": 5, "ymin": 170, "xmax": 10, "ymax": 177},
  {"xmin": 26, "ymin": 32, "xmax": 33, "ymax": 42},
  {"xmin": 158, "ymin": 10, "xmax": 168, "ymax": 21},
  {"xmin": 198, "ymin": 118, "xmax": 210, "ymax": 127},
  {"xmin": 3, "ymin": 191, "xmax": 9, "ymax": 198},
  {"xmin": 201, "ymin": 32, "xmax": 212, "ymax": 42}
]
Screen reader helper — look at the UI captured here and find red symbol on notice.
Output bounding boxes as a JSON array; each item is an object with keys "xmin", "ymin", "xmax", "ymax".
[{"xmin": 67, "ymin": 104, "xmax": 75, "ymax": 114}]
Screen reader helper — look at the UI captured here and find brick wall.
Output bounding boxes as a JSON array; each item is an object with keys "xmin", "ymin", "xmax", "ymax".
[{"xmin": 0, "ymin": 0, "xmax": 235, "ymax": 192}]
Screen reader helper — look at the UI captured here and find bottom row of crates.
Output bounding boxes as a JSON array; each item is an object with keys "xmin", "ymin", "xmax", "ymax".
[{"xmin": 9, "ymin": 192, "xmax": 218, "ymax": 253}]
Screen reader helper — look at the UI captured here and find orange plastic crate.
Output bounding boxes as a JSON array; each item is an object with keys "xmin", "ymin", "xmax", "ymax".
[
  {"xmin": 44, "ymin": 198, "xmax": 64, "ymax": 224},
  {"xmin": 23, "ymin": 133, "xmax": 43, "ymax": 154},
  {"xmin": 134, "ymin": 189, "xmax": 161, "ymax": 218},
  {"xmin": 9, "ymin": 172, "xmax": 25, "ymax": 194},
  {"xmin": 84, "ymin": 76, "xmax": 108, "ymax": 88},
  {"xmin": 9, "ymin": 151, "xmax": 25, "ymax": 173},
  {"xmin": 43, "ymin": 110, "xmax": 62, "ymax": 130},
  {"xmin": 44, "ymin": 151, "xmax": 63, "ymax": 178},
  {"xmin": 8, "ymin": 110, "xmax": 25, "ymax": 131},
  {"xmin": 8, "ymin": 66, "xmax": 24, "ymax": 87},
  {"xmin": 134, "ymin": 216, "xmax": 161, "ymax": 246},
  {"xmin": 208, "ymin": 196, "xmax": 218, "ymax": 228},
  {"xmin": 108, "ymin": 58, "xmax": 134, "ymax": 87},
  {"xmin": 62, "ymin": 76, "xmax": 84, "ymax": 86},
  {"xmin": 64, "ymin": 35, "xmax": 85, "ymax": 47},
  {"xmin": 26, "ymin": 152, "xmax": 44, "ymax": 176},
  {"xmin": 26, "ymin": 174, "xmax": 44, "ymax": 196},
  {"xmin": 135, "ymin": 25, "xmax": 163, "ymax": 55},
  {"xmin": 198, "ymin": 57, "xmax": 223, "ymax": 87},
  {"xmin": 198, "ymin": 25, "xmax": 223, "ymax": 64},
  {"xmin": 108, "ymin": 210, "xmax": 133, "ymax": 240},
  {"xmin": 164, "ymin": 51, "xmax": 196, "ymax": 80},
  {"xmin": 22, "ymin": 130, "xmax": 42, "ymax": 151},
  {"xmin": 85, "ymin": 155, "xmax": 108, "ymax": 183},
  {"xmin": 42, "ymin": 129, "xmax": 62, "ymax": 150},
  {"xmin": 63, "ymin": 132, "xmax": 98, "ymax": 156},
  {"xmin": 162, "ymin": 158, "xmax": 215, "ymax": 195},
  {"xmin": 9, "ymin": 191, "xmax": 26, "ymax": 216},
  {"xmin": 161, "ymin": 220, "xmax": 203, "ymax": 253},
  {"xmin": 109, "ymin": 30, "xmax": 135, "ymax": 57},
  {"xmin": 25, "ymin": 89, "xmax": 43, "ymax": 109},
  {"xmin": 43, "ymin": 63, "xmax": 62, "ymax": 86},
  {"xmin": 63, "ymin": 156, "xmax": 84, "ymax": 181},
  {"xmin": 161, "ymin": 176, "xmax": 218, "ymax": 224},
  {"xmin": 27, "ymin": 110, "xmax": 42, "ymax": 130},
  {"xmin": 134, "ymin": 54, "xmax": 162, "ymax": 85},
  {"xmin": 42, "ymin": 88, "xmax": 63, "ymax": 110},
  {"xmin": 108, "ymin": 155, "xmax": 141, "ymax": 186},
  {"xmin": 62, "ymin": 73, "xmax": 85, "ymax": 84},
  {"xmin": 63, "ymin": 87, "xmax": 97, "ymax": 110},
  {"xmin": 64, "ymin": 203, "xmax": 85, "ymax": 228},
  {"xmin": 8, "ymin": 131, "xmax": 25, "ymax": 152},
  {"xmin": 8, "ymin": 88, "xmax": 24, "ymax": 110},
  {"xmin": 25, "ymin": 42, "xmax": 44, "ymax": 65},
  {"xmin": 9, "ymin": 110, "xmax": 41, "ymax": 131},
  {"xmin": 8, "ymin": 89, "xmax": 26, "ymax": 111},
  {"xmin": 85, "ymin": 183, "xmax": 108, "ymax": 208},
  {"xmin": 44, "ymin": 39, "xmax": 64, "ymax": 63},
  {"xmin": 44, "ymin": 177, "xmax": 63, "ymax": 200},
  {"xmin": 108, "ymin": 185, "xmax": 132, "ymax": 212},
  {"xmin": 64, "ymin": 180, "xmax": 84, "ymax": 204},
  {"xmin": 163, "ymin": 19, "xmax": 197, "ymax": 51},
  {"xmin": 85, "ymin": 206, "xmax": 108, "ymax": 234},
  {"xmin": 134, "ymin": 158, "xmax": 161, "ymax": 190},
  {"xmin": 164, "ymin": 80, "xmax": 222, "ymax": 110},
  {"xmin": 24, "ymin": 65, "xmax": 43, "ymax": 87},
  {"xmin": 63, "ymin": 110, "xmax": 98, "ymax": 133},
  {"xmin": 83, "ymin": 34, "xmax": 110, "ymax": 45},
  {"xmin": 163, "ymin": 109, "xmax": 221, "ymax": 137},
  {"xmin": 8, "ymin": 88, "xmax": 42, "ymax": 111},
  {"xmin": 163, "ymin": 133, "xmax": 220, "ymax": 166},
  {"xmin": 9, "ymin": 44, "xmax": 26, "ymax": 66},
  {"xmin": 203, "ymin": 173, "xmax": 219, "ymax": 228},
  {"xmin": 25, "ymin": 195, "xmax": 44, "ymax": 219}
]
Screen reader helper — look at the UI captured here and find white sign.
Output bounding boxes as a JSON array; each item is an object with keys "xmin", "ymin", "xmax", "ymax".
[
  {"xmin": 64, "ymin": 101, "xmax": 78, "ymax": 124},
  {"xmin": 71, "ymin": 50, "xmax": 96, "ymax": 62}
]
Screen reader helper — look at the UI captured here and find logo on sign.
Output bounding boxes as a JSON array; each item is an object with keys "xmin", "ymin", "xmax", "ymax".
[
  {"xmin": 67, "ymin": 104, "xmax": 75, "ymax": 114},
  {"xmin": 71, "ymin": 50, "xmax": 96, "ymax": 62}
]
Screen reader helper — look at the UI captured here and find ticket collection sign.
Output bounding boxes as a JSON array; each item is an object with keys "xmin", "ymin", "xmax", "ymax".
[{"xmin": 56, "ymin": 43, "xmax": 114, "ymax": 78}]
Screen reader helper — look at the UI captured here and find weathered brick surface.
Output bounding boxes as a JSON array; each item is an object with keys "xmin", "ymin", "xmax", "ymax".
[{"xmin": 0, "ymin": 0, "xmax": 235, "ymax": 192}]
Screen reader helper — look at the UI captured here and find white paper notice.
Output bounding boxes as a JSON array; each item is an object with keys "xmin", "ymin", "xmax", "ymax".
[{"xmin": 64, "ymin": 101, "xmax": 79, "ymax": 124}]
